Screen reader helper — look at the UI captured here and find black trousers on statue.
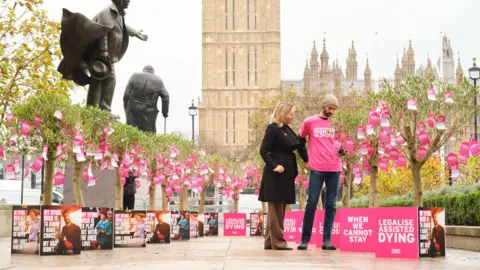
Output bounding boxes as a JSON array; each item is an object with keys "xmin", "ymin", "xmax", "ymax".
[{"xmin": 123, "ymin": 194, "xmax": 135, "ymax": 210}]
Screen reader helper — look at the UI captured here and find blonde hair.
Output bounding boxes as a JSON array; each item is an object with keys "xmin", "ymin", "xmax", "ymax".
[{"xmin": 270, "ymin": 102, "xmax": 294, "ymax": 127}]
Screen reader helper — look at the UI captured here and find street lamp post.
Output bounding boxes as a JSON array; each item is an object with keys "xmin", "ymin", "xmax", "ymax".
[
  {"xmin": 469, "ymin": 58, "xmax": 480, "ymax": 141},
  {"xmin": 188, "ymin": 99, "xmax": 198, "ymax": 143}
]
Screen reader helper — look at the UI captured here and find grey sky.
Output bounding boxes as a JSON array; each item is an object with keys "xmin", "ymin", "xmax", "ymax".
[{"xmin": 43, "ymin": 0, "xmax": 479, "ymax": 137}]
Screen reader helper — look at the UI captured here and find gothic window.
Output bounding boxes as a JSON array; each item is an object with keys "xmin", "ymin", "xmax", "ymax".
[
  {"xmin": 248, "ymin": 111, "xmax": 251, "ymax": 144},
  {"xmin": 247, "ymin": 47, "xmax": 250, "ymax": 86},
  {"xmin": 225, "ymin": 0, "xmax": 228, "ymax": 31},
  {"xmin": 254, "ymin": 46, "xmax": 258, "ymax": 86},
  {"xmin": 233, "ymin": 50, "xmax": 236, "ymax": 86},
  {"xmin": 247, "ymin": 0, "xmax": 250, "ymax": 30},
  {"xmin": 226, "ymin": 110, "xmax": 229, "ymax": 144},
  {"xmin": 232, "ymin": 0, "xmax": 235, "ymax": 30},
  {"xmin": 225, "ymin": 48, "xmax": 228, "ymax": 87},
  {"xmin": 254, "ymin": 0, "xmax": 257, "ymax": 30},
  {"xmin": 233, "ymin": 110, "xmax": 236, "ymax": 144}
]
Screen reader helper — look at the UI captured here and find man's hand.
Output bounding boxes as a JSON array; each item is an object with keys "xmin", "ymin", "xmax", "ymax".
[
  {"xmin": 136, "ymin": 30, "xmax": 148, "ymax": 41},
  {"xmin": 273, "ymin": 165, "xmax": 284, "ymax": 173},
  {"xmin": 304, "ymin": 162, "xmax": 311, "ymax": 171},
  {"xmin": 64, "ymin": 240, "xmax": 73, "ymax": 250}
]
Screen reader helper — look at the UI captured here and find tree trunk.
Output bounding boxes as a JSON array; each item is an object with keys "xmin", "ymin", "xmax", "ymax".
[
  {"xmin": 199, "ymin": 186, "xmax": 207, "ymax": 212},
  {"xmin": 412, "ymin": 165, "xmax": 423, "ymax": 207},
  {"xmin": 149, "ymin": 183, "xmax": 156, "ymax": 210},
  {"xmin": 161, "ymin": 185, "xmax": 168, "ymax": 211},
  {"xmin": 369, "ymin": 166, "xmax": 379, "ymax": 208},
  {"xmin": 115, "ymin": 167, "xmax": 123, "ymax": 210},
  {"xmin": 342, "ymin": 167, "xmax": 352, "ymax": 208},
  {"xmin": 261, "ymin": 201, "xmax": 267, "ymax": 213},
  {"xmin": 72, "ymin": 161, "xmax": 84, "ymax": 206},
  {"xmin": 233, "ymin": 187, "xmax": 239, "ymax": 213},
  {"xmin": 42, "ymin": 159, "xmax": 56, "ymax": 205},
  {"xmin": 179, "ymin": 186, "xmax": 188, "ymax": 211},
  {"xmin": 298, "ymin": 185, "xmax": 306, "ymax": 210}
]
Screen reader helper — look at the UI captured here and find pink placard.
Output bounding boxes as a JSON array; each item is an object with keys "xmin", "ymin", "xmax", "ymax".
[
  {"xmin": 283, "ymin": 211, "xmax": 303, "ymax": 242},
  {"xmin": 340, "ymin": 208, "xmax": 377, "ymax": 252},
  {"xmin": 295, "ymin": 210, "xmax": 322, "ymax": 245},
  {"xmin": 223, "ymin": 213, "xmax": 247, "ymax": 236},
  {"xmin": 315, "ymin": 209, "xmax": 341, "ymax": 248},
  {"xmin": 375, "ymin": 207, "xmax": 418, "ymax": 259}
]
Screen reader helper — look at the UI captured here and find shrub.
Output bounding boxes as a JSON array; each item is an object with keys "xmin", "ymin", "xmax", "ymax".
[{"xmin": 339, "ymin": 192, "xmax": 480, "ymax": 226}]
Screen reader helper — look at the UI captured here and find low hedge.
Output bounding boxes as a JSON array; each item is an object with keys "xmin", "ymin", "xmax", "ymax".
[{"xmin": 343, "ymin": 192, "xmax": 480, "ymax": 226}]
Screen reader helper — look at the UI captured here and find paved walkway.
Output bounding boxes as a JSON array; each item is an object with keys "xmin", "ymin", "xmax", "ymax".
[{"xmin": 0, "ymin": 237, "xmax": 479, "ymax": 270}]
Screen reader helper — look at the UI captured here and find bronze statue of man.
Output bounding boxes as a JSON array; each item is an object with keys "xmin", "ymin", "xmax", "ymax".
[
  {"xmin": 57, "ymin": 0, "xmax": 148, "ymax": 112},
  {"xmin": 123, "ymin": 65, "xmax": 170, "ymax": 133}
]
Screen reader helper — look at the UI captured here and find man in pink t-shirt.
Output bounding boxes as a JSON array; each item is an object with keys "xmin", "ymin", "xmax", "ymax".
[{"xmin": 297, "ymin": 94, "xmax": 344, "ymax": 251}]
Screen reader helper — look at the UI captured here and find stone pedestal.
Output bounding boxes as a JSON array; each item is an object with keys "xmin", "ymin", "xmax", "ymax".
[{"xmin": 63, "ymin": 164, "xmax": 116, "ymax": 208}]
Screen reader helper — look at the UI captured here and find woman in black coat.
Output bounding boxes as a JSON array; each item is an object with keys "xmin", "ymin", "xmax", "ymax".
[{"xmin": 258, "ymin": 102, "xmax": 308, "ymax": 250}]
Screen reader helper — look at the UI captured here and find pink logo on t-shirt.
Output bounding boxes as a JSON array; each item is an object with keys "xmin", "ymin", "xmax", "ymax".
[{"xmin": 299, "ymin": 115, "xmax": 342, "ymax": 172}]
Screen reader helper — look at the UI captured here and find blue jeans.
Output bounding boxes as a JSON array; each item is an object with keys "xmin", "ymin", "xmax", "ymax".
[{"xmin": 301, "ymin": 170, "xmax": 340, "ymax": 243}]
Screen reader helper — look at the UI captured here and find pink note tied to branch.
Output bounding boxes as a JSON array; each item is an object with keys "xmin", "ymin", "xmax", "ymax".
[
  {"xmin": 407, "ymin": 99, "xmax": 417, "ymax": 110},
  {"xmin": 54, "ymin": 171, "xmax": 64, "ymax": 186},
  {"xmin": 6, "ymin": 113, "xmax": 13, "ymax": 125},
  {"xmin": 366, "ymin": 124, "xmax": 375, "ymax": 135},
  {"xmin": 444, "ymin": 90, "xmax": 454, "ymax": 103},
  {"xmin": 418, "ymin": 131, "xmax": 430, "ymax": 146},
  {"xmin": 436, "ymin": 115, "xmax": 446, "ymax": 130},
  {"xmin": 357, "ymin": 125, "xmax": 365, "ymax": 140},
  {"xmin": 459, "ymin": 142, "xmax": 470, "ymax": 158},
  {"xmin": 343, "ymin": 137, "xmax": 355, "ymax": 152},
  {"xmin": 5, "ymin": 164, "xmax": 16, "ymax": 180},
  {"xmin": 368, "ymin": 111, "xmax": 380, "ymax": 127},
  {"xmin": 30, "ymin": 157, "xmax": 43, "ymax": 172},
  {"xmin": 379, "ymin": 158, "xmax": 389, "ymax": 172},
  {"xmin": 21, "ymin": 120, "xmax": 31, "ymax": 136},
  {"xmin": 34, "ymin": 116, "xmax": 40, "ymax": 128},
  {"xmin": 447, "ymin": 153, "xmax": 459, "ymax": 168},
  {"xmin": 428, "ymin": 113, "xmax": 436, "ymax": 128},
  {"xmin": 418, "ymin": 122, "xmax": 425, "ymax": 132},
  {"xmin": 54, "ymin": 110, "xmax": 63, "ymax": 119},
  {"xmin": 418, "ymin": 147, "xmax": 428, "ymax": 160},
  {"xmin": 397, "ymin": 154, "xmax": 407, "ymax": 168},
  {"xmin": 427, "ymin": 88, "xmax": 436, "ymax": 100},
  {"xmin": 470, "ymin": 139, "xmax": 480, "ymax": 157}
]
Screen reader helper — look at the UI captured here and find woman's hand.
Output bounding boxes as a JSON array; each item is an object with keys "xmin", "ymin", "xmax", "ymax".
[{"xmin": 273, "ymin": 165, "xmax": 284, "ymax": 173}]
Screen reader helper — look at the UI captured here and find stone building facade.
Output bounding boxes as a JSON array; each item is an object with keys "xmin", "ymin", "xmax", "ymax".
[{"xmin": 199, "ymin": 0, "xmax": 281, "ymax": 156}]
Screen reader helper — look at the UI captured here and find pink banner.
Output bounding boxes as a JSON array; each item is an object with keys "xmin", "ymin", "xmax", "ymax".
[
  {"xmin": 294, "ymin": 210, "xmax": 323, "ymax": 245},
  {"xmin": 223, "ymin": 213, "xmax": 247, "ymax": 236},
  {"xmin": 375, "ymin": 207, "xmax": 418, "ymax": 258},
  {"xmin": 315, "ymin": 209, "xmax": 341, "ymax": 248},
  {"xmin": 340, "ymin": 208, "xmax": 377, "ymax": 252},
  {"xmin": 283, "ymin": 211, "xmax": 303, "ymax": 242}
]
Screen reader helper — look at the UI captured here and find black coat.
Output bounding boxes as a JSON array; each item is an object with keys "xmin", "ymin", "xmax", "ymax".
[
  {"xmin": 258, "ymin": 123, "xmax": 308, "ymax": 204},
  {"xmin": 123, "ymin": 66, "xmax": 170, "ymax": 133},
  {"xmin": 57, "ymin": 4, "xmax": 132, "ymax": 86},
  {"xmin": 123, "ymin": 170, "xmax": 137, "ymax": 196}
]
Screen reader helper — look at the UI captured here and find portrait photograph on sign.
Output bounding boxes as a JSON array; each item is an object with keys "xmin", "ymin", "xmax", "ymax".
[
  {"xmin": 146, "ymin": 210, "xmax": 171, "ymax": 244},
  {"xmin": 171, "ymin": 211, "xmax": 190, "ymax": 240},
  {"xmin": 114, "ymin": 210, "xmax": 147, "ymax": 248},
  {"xmin": 203, "ymin": 212, "xmax": 219, "ymax": 236},
  {"xmin": 11, "ymin": 205, "xmax": 41, "ymax": 255},
  {"xmin": 40, "ymin": 205, "xmax": 82, "ymax": 256},
  {"xmin": 418, "ymin": 207, "xmax": 446, "ymax": 258},
  {"xmin": 81, "ymin": 207, "xmax": 114, "ymax": 250}
]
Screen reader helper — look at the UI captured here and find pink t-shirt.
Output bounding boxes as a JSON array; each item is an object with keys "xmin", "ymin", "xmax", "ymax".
[{"xmin": 299, "ymin": 115, "xmax": 342, "ymax": 172}]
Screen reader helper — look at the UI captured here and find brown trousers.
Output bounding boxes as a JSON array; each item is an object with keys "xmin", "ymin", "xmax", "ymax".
[{"xmin": 264, "ymin": 202, "xmax": 287, "ymax": 249}]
